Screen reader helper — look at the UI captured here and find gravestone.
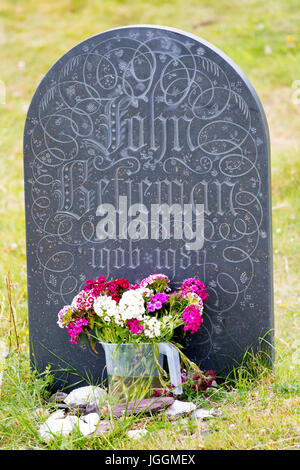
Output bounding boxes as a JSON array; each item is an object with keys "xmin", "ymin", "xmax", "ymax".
[{"xmin": 23, "ymin": 25, "xmax": 273, "ymax": 389}]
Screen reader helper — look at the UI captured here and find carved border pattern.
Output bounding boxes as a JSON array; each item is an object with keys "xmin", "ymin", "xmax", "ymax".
[{"xmin": 25, "ymin": 28, "xmax": 268, "ymax": 360}]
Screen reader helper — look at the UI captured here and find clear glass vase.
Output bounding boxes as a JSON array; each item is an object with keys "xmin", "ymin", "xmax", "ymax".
[
  {"xmin": 101, "ymin": 342, "xmax": 161, "ymax": 402},
  {"xmin": 101, "ymin": 342, "xmax": 182, "ymax": 403}
]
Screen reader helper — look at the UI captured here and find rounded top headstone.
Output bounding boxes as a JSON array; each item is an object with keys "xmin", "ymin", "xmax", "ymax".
[{"xmin": 24, "ymin": 25, "xmax": 273, "ymax": 387}]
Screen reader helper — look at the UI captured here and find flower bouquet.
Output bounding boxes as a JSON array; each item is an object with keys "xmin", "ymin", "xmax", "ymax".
[{"xmin": 57, "ymin": 273, "xmax": 211, "ymax": 401}]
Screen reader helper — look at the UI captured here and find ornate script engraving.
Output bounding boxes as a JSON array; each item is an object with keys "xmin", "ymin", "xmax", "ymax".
[{"xmin": 24, "ymin": 27, "xmax": 271, "ymax": 366}]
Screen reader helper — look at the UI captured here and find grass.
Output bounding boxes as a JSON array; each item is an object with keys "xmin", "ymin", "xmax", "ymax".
[
  {"xmin": 0, "ymin": 349, "xmax": 299, "ymax": 450},
  {"xmin": 0, "ymin": 0, "xmax": 299, "ymax": 450}
]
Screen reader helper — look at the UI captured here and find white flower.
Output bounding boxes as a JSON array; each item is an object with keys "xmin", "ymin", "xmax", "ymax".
[
  {"xmin": 118, "ymin": 289, "xmax": 147, "ymax": 322},
  {"xmin": 93, "ymin": 295, "xmax": 118, "ymax": 318},
  {"xmin": 138, "ymin": 287, "xmax": 153, "ymax": 297},
  {"xmin": 57, "ymin": 305, "xmax": 72, "ymax": 328},
  {"xmin": 143, "ymin": 316, "xmax": 161, "ymax": 338},
  {"xmin": 71, "ymin": 290, "xmax": 88, "ymax": 310},
  {"xmin": 114, "ymin": 313, "xmax": 125, "ymax": 327},
  {"xmin": 103, "ymin": 315, "xmax": 111, "ymax": 323},
  {"xmin": 140, "ymin": 274, "xmax": 169, "ymax": 288}
]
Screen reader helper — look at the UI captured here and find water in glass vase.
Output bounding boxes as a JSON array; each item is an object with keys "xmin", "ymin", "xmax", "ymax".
[{"xmin": 101, "ymin": 343, "xmax": 162, "ymax": 403}]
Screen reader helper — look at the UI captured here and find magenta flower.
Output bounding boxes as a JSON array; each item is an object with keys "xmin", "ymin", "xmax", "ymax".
[
  {"xmin": 57, "ymin": 305, "xmax": 72, "ymax": 328},
  {"xmin": 84, "ymin": 293, "xmax": 96, "ymax": 310},
  {"xmin": 147, "ymin": 293, "xmax": 169, "ymax": 312},
  {"xmin": 182, "ymin": 304, "xmax": 203, "ymax": 334},
  {"xmin": 140, "ymin": 273, "xmax": 170, "ymax": 288},
  {"xmin": 153, "ymin": 385, "xmax": 174, "ymax": 398},
  {"xmin": 181, "ymin": 371, "xmax": 188, "ymax": 383},
  {"xmin": 128, "ymin": 284, "xmax": 140, "ymax": 290},
  {"xmin": 180, "ymin": 278, "xmax": 208, "ymax": 305},
  {"xmin": 67, "ymin": 317, "xmax": 89, "ymax": 344},
  {"xmin": 200, "ymin": 370, "xmax": 217, "ymax": 390},
  {"xmin": 127, "ymin": 318, "xmax": 144, "ymax": 335}
]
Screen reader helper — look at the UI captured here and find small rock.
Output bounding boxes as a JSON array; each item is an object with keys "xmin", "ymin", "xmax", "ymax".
[
  {"xmin": 85, "ymin": 403, "xmax": 99, "ymax": 415},
  {"xmin": 165, "ymin": 400, "xmax": 196, "ymax": 418},
  {"xmin": 39, "ymin": 410, "xmax": 101, "ymax": 439},
  {"xmin": 112, "ymin": 396, "xmax": 174, "ymax": 418},
  {"xmin": 64, "ymin": 386, "xmax": 107, "ymax": 408},
  {"xmin": 94, "ymin": 420, "xmax": 113, "ymax": 435},
  {"xmin": 46, "ymin": 410, "xmax": 66, "ymax": 420},
  {"xmin": 191, "ymin": 408, "xmax": 215, "ymax": 420},
  {"xmin": 78, "ymin": 417, "xmax": 96, "ymax": 436},
  {"xmin": 48, "ymin": 392, "xmax": 68, "ymax": 403},
  {"xmin": 82, "ymin": 413, "xmax": 100, "ymax": 428},
  {"xmin": 84, "ymin": 403, "xmax": 108, "ymax": 415},
  {"xmin": 39, "ymin": 412, "xmax": 78, "ymax": 440},
  {"xmin": 127, "ymin": 429, "xmax": 148, "ymax": 440},
  {"xmin": 50, "ymin": 403, "xmax": 72, "ymax": 411}
]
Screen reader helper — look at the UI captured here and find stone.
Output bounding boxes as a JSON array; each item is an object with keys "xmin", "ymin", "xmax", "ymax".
[
  {"xmin": 165, "ymin": 400, "xmax": 196, "ymax": 418},
  {"xmin": 81, "ymin": 412, "xmax": 100, "ymax": 428},
  {"xmin": 24, "ymin": 25, "xmax": 274, "ymax": 389},
  {"xmin": 39, "ymin": 409, "xmax": 102, "ymax": 439},
  {"xmin": 95, "ymin": 420, "xmax": 113, "ymax": 435},
  {"xmin": 94, "ymin": 420, "xmax": 113, "ymax": 435},
  {"xmin": 84, "ymin": 403, "xmax": 99, "ymax": 415},
  {"xmin": 51, "ymin": 403, "xmax": 76, "ymax": 411},
  {"xmin": 112, "ymin": 396, "xmax": 175, "ymax": 418},
  {"xmin": 73, "ymin": 419, "xmax": 89, "ymax": 436},
  {"xmin": 64, "ymin": 386, "xmax": 107, "ymax": 408},
  {"xmin": 191, "ymin": 408, "xmax": 215, "ymax": 420},
  {"xmin": 77, "ymin": 416, "xmax": 97, "ymax": 436},
  {"xmin": 48, "ymin": 392, "xmax": 68, "ymax": 403},
  {"xmin": 127, "ymin": 429, "xmax": 149, "ymax": 440},
  {"xmin": 84, "ymin": 401, "xmax": 110, "ymax": 416},
  {"xmin": 45, "ymin": 409, "xmax": 66, "ymax": 420},
  {"xmin": 39, "ymin": 411, "xmax": 78, "ymax": 440}
]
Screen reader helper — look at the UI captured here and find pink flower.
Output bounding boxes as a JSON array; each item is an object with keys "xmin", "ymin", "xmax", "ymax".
[
  {"xmin": 84, "ymin": 294, "xmax": 95, "ymax": 310},
  {"xmin": 182, "ymin": 304, "xmax": 203, "ymax": 334},
  {"xmin": 140, "ymin": 274, "xmax": 170, "ymax": 288},
  {"xmin": 147, "ymin": 293, "xmax": 169, "ymax": 312},
  {"xmin": 128, "ymin": 284, "xmax": 140, "ymax": 290},
  {"xmin": 200, "ymin": 370, "xmax": 217, "ymax": 390},
  {"xmin": 71, "ymin": 290, "xmax": 89, "ymax": 311},
  {"xmin": 181, "ymin": 371, "xmax": 188, "ymax": 383},
  {"xmin": 57, "ymin": 305, "xmax": 72, "ymax": 328},
  {"xmin": 153, "ymin": 385, "xmax": 174, "ymax": 397},
  {"xmin": 127, "ymin": 318, "xmax": 144, "ymax": 335},
  {"xmin": 107, "ymin": 281, "xmax": 118, "ymax": 293},
  {"xmin": 67, "ymin": 317, "xmax": 89, "ymax": 344},
  {"xmin": 180, "ymin": 278, "xmax": 208, "ymax": 305}
]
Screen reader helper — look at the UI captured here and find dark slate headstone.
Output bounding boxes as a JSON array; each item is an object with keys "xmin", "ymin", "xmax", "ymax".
[{"xmin": 23, "ymin": 25, "xmax": 273, "ymax": 389}]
